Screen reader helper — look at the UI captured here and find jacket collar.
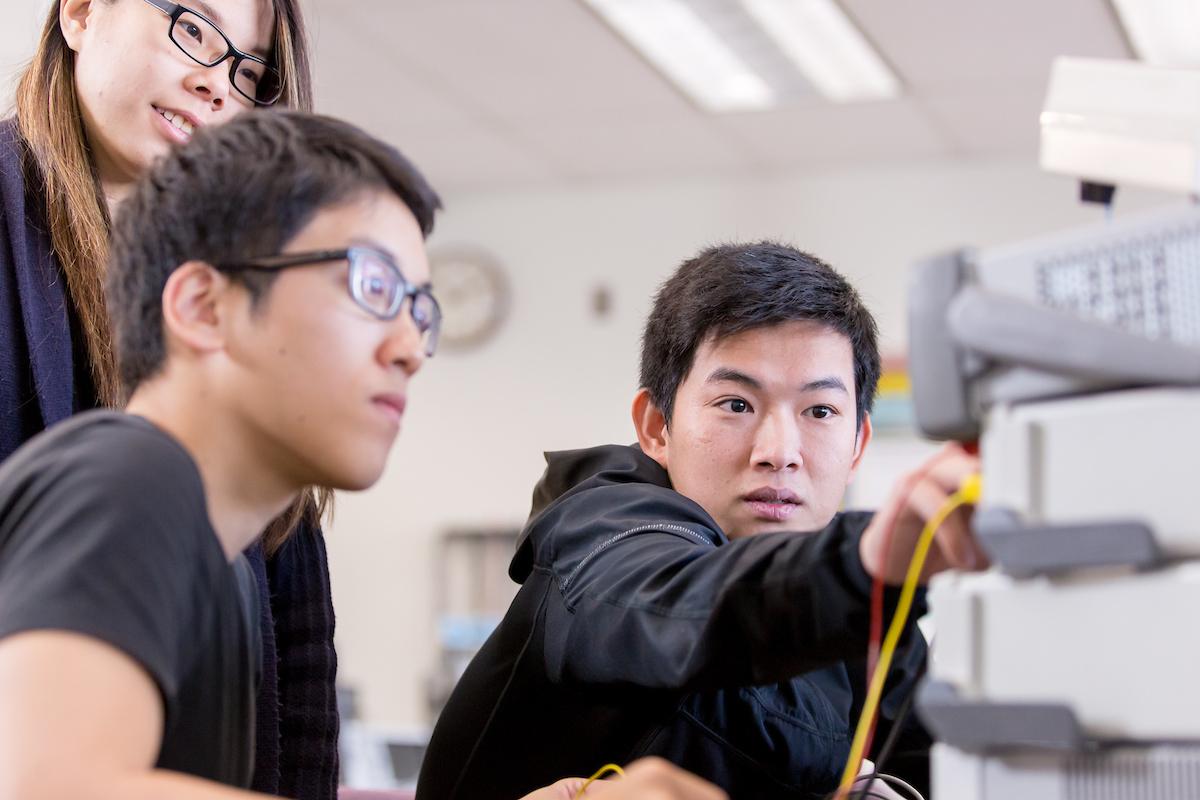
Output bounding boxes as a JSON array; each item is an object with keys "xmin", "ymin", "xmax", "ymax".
[{"xmin": 510, "ymin": 443, "xmax": 721, "ymax": 581}]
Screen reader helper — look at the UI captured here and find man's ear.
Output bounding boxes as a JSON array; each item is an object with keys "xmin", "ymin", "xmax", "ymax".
[
  {"xmin": 632, "ymin": 387, "xmax": 670, "ymax": 471},
  {"xmin": 60, "ymin": 0, "xmax": 97, "ymax": 53},
  {"xmin": 845, "ymin": 412, "xmax": 874, "ymax": 485},
  {"xmin": 160, "ymin": 261, "xmax": 233, "ymax": 358}
]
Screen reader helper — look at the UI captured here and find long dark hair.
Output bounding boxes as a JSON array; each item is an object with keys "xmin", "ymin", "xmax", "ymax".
[{"xmin": 16, "ymin": 0, "xmax": 325, "ymax": 554}]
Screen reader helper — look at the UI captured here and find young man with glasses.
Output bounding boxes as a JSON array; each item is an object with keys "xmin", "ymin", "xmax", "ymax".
[
  {"xmin": 0, "ymin": 111, "xmax": 442, "ymax": 798},
  {"xmin": 419, "ymin": 243, "xmax": 984, "ymax": 799}
]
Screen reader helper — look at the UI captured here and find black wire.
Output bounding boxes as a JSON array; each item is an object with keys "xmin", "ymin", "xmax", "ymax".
[
  {"xmin": 873, "ymin": 672, "xmax": 922, "ymax": 768},
  {"xmin": 823, "ymin": 635, "xmax": 934, "ymax": 800},
  {"xmin": 853, "ymin": 774, "xmax": 923, "ymax": 800},
  {"xmin": 824, "ymin": 769, "xmax": 923, "ymax": 800},
  {"xmin": 825, "ymin": 788, "xmax": 917, "ymax": 800},
  {"xmin": 851, "ymin": 654, "xmax": 928, "ymax": 800}
]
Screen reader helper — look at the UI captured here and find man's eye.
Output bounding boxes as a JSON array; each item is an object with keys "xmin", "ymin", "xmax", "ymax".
[
  {"xmin": 719, "ymin": 398, "xmax": 752, "ymax": 414},
  {"xmin": 808, "ymin": 405, "xmax": 835, "ymax": 419},
  {"xmin": 183, "ymin": 22, "xmax": 202, "ymax": 41}
]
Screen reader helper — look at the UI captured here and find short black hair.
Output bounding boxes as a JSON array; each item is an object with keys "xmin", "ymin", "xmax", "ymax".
[
  {"xmin": 639, "ymin": 241, "xmax": 880, "ymax": 428},
  {"xmin": 106, "ymin": 111, "xmax": 442, "ymax": 394}
]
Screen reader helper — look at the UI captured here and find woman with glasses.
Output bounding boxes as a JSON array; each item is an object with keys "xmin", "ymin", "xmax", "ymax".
[{"xmin": 0, "ymin": 2, "xmax": 338, "ymax": 798}]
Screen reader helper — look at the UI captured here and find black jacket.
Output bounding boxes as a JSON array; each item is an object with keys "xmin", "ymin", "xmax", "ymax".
[{"xmin": 417, "ymin": 444, "xmax": 928, "ymax": 800}]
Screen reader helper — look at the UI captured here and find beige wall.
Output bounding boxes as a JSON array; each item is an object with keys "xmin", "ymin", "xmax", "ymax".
[{"xmin": 0, "ymin": 1, "xmax": 47, "ymax": 113}]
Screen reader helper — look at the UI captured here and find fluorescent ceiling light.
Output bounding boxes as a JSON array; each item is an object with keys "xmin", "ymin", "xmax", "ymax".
[
  {"xmin": 584, "ymin": 0, "xmax": 775, "ymax": 112},
  {"xmin": 740, "ymin": 0, "xmax": 899, "ymax": 102},
  {"xmin": 1111, "ymin": 0, "xmax": 1200, "ymax": 68}
]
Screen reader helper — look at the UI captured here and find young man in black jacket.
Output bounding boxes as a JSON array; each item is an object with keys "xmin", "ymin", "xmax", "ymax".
[{"xmin": 418, "ymin": 242, "xmax": 984, "ymax": 799}]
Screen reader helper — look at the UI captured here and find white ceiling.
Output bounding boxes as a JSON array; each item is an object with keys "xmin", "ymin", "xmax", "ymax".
[
  {"xmin": 1, "ymin": 0, "xmax": 1134, "ymax": 191},
  {"xmin": 308, "ymin": 0, "xmax": 1133, "ymax": 192}
]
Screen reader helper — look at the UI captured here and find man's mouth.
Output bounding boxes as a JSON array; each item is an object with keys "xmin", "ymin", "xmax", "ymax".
[
  {"xmin": 742, "ymin": 487, "xmax": 802, "ymax": 522},
  {"xmin": 371, "ymin": 393, "xmax": 407, "ymax": 425}
]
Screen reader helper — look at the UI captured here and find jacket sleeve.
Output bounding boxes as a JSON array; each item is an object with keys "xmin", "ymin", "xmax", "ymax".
[{"xmin": 543, "ymin": 508, "xmax": 922, "ymax": 691}]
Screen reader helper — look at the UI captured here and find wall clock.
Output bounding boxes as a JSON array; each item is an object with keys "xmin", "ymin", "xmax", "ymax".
[{"xmin": 428, "ymin": 247, "xmax": 510, "ymax": 350}]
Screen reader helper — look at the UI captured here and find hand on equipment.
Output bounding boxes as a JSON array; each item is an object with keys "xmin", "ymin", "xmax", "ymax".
[{"xmin": 858, "ymin": 444, "xmax": 987, "ymax": 585}]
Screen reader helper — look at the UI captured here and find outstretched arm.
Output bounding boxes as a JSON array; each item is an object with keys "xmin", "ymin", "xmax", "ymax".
[{"xmin": 549, "ymin": 511, "xmax": 881, "ymax": 690}]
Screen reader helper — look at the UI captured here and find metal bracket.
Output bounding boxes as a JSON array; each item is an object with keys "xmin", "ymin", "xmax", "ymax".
[
  {"xmin": 917, "ymin": 680, "xmax": 1088, "ymax": 753},
  {"xmin": 974, "ymin": 507, "xmax": 1162, "ymax": 578}
]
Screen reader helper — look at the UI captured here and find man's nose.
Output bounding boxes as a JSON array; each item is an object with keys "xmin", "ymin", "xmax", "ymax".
[
  {"xmin": 380, "ymin": 308, "xmax": 427, "ymax": 377},
  {"xmin": 751, "ymin": 410, "xmax": 802, "ymax": 472}
]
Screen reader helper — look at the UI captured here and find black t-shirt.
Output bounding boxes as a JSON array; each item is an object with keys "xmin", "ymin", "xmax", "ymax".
[{"xmin": 0, "ymin": 411, "xmax": 259, "ymax": 787}]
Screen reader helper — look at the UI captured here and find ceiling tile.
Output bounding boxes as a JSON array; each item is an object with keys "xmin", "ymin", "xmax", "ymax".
[
  {"xmin": 517, "ymin": 115, "xmax": 760, "ymax": 181},
  {"xmin": 308, "ymin": 9, "xmax": 479, "ymax": 134},
  {"xmin": 920, "ymin": 83, "xmax": 1046, "ymax": 156},
  {"xmin": 395, "ymin": 126, "xmax": 560, "ymax": 192},
  {"xmin": 715, "ymin": 99, "xmax": 951, "ymax": 168},
  {"xmin": 331, "ymin": 0, "xmax": 696, "ymax": 123},
  {"xmin": 842, "ymin": 0, "xmax": 1131, "ymax": 89}
]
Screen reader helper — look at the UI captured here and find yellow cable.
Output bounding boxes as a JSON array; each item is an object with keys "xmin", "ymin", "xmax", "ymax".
[
  {"xmin": 574, "ymin": 763, "xmax": 626, "ymax": 798},
  {"xmin": 836, "ymin": 474, "xmax": 982, "ymax": 796}
]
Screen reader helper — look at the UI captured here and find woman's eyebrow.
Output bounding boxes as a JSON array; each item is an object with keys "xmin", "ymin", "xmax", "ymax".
[{"xmin": 193, "ymin": 0, "xmax": 270, "ymax": 58}]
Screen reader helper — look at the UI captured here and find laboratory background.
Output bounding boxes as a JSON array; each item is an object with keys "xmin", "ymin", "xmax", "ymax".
[{"xmin": 1, "ymin": 0, "xmax": 1193, "ymax": 795}]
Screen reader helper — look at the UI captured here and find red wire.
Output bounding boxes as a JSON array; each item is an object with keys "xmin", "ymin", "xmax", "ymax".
[
  {"xmin": 863, "ymin": 480, "xmax": 907, "ymax": 761},
  {"xmin": 858, "ymin": 442, "xmax": 975, "ymax": 770}
]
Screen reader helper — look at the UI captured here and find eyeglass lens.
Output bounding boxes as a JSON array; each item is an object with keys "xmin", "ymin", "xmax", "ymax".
[
  {"xmin": 170, "ymin": 10, "xmax": 281, "ymax": 103},
  {"xmin": 350, "ymin": 251, "xmax": 441, "ymax": 356}
]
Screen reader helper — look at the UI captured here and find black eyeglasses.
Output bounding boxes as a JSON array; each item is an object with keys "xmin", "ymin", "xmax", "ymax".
[
  {"xmin": 218, "ymin": 246, "xmax": 442, "ymax": 357},
  {"xmin": 142, "ymin": 0, "xmax": 284, "ymax": 106}
]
